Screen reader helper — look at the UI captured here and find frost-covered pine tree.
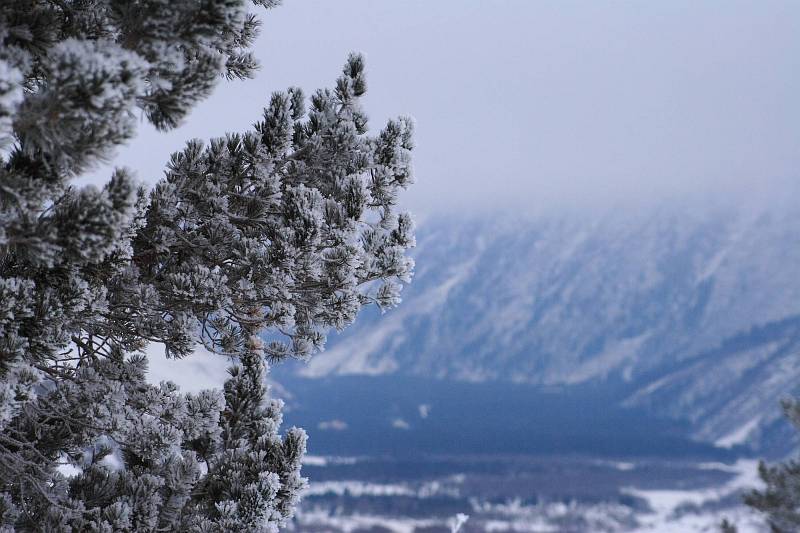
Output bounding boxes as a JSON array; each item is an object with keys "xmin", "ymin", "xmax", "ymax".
[
  {"xmin": 742, "ymin": 399, "xmax": 800, "ymax": 532},
  {"xmin": 0, "ymin": 1, "xmax": 415, "ymax": 530}
]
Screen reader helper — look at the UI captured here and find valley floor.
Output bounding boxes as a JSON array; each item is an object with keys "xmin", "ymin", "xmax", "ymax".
[
  {"xmin": 287, "ymin": 455, "xmax": 765, "ymax": 532},
  {"xmin": 272, "ymin": 375, "xmax": 770, "ymax": 532}
]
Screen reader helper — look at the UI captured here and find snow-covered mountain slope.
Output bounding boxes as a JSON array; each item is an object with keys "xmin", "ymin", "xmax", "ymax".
[
  {"xmin": 286, "ymin": 199, "xmax": 800, "ymax": 451},
  {"xmin": 627, "ymin": 316, "xmax": 800, "ymax": 454}
]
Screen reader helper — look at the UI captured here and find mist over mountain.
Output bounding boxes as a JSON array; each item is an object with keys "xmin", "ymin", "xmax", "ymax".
[{"xmin": 279, "ymin": 197, "xmax": 800, "ymax": 454}]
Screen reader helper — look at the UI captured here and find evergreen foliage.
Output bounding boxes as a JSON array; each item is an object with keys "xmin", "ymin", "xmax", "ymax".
[
  {"xmin": 743, "ymin": 399, "xmax": 800, "ymax": 532},
  {"xmin": 0, "ymin": 1, "xmax": 415, "ymax": 530}
]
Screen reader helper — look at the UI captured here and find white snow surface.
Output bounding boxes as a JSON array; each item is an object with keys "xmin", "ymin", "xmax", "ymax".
[
  {"xmin": 715, "ymin": 417, "xmax": 762, "ymax": 449},
  {"xmin": 290, "ymin": 460, "xmax": 766, "ymax": 532},
  {"xmin": 624, "ymin": 459, "xmax": 764, "ymax": 532}
]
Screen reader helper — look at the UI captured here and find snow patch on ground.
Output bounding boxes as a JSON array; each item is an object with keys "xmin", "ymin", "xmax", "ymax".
[
  {"xmin": 290, "ymin": 509, "xmax": 440, "ymax": 533},
  {"xmin": 317, "ymin": 419, "xmax": 348, "ymax": 431},
  {"xmin": 305, "ymin": 481, "xmax": 416, "ymax": 498},
  {"xmin": 593, "ymin": 459, "xmax": 637, "ymax": 471},
  {"xmin": 624, "ymin": 459, "xmax": 764, "ymax": 532},
  {"xmin": 715, "ymin": 417, "xmax": 761, "ymax": 449},
  {"xmin": 564, "ymin": 333, "xmax": 650, "ymax": 385},
  {"xmin": 303, "ymin": 476, "xmax": 463, "ymax": 500},
  {"xmin": 392, "ymin": 417, "xmax": 411, "ymax": 430},
  {"xmin": 418, "ymin": 403, "xmax": 431, "ymax": 419},
  {"xmin": 303, "ymin": 455, "xmax": 360, "ymax": 467},
  {"xmin": 292, "ymin": 461, "xmax": 766, "ymax": 532}
]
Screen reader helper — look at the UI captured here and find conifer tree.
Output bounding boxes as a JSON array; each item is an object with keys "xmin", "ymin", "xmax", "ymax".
[
  {"xmin": 0, "ymin": 1, "xmax": 415, "ymax": 530},
  {"xmin": 743, "ymin": 399, "xmax": 800, "ymax": 532}
]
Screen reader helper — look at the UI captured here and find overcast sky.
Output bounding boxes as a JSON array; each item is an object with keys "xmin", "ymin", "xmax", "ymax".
[{"xmin": 88, "ymin": 0, "xmax": 800, "ymax": 215}]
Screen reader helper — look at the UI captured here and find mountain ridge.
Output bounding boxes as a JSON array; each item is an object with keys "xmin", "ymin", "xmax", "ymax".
[{"xmin": 283, "ymin": 201, "xmax": 800, "ymax": 453}]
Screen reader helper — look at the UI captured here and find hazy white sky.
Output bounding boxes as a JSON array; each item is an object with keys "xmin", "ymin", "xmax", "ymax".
[{"xmin": 89, "ymin": 0, "xmax": 800, "ymax": 214}]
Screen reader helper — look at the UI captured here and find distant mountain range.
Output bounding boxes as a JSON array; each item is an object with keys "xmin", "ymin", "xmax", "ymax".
[{"xmin": 279, "ymin": 198, "xmax": 800, "ymax": 455}]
